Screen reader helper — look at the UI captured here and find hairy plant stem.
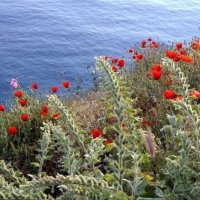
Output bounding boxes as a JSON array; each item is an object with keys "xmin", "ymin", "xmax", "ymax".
[{"xmin": 48, "ymin": 95, "xmax": 87, "ymax": 154}]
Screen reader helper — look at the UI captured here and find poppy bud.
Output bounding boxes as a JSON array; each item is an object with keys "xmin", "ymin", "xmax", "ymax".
[
  {"xmin": 164, "ymin": 90, "xmax": 175, "ymax": 99},
  {"xmin": 32, "ymin": 83, "xmax": 38, "ymax": 89},
  {"xmin": 90, "ymin": 129, "xmax": 102, "ymax": 139},
  {"xmin": 8, "ymin": 126, "xmax": 17, "ymax": 135},
  {"xmin": 152, "ymin": 70, "xmax": 162, "ymax": 80}
]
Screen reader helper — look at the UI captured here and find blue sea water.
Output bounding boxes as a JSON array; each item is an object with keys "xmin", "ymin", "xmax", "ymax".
[{"xmin": 0, "ymin": 0, "xmax": 200, "ymax": 104}]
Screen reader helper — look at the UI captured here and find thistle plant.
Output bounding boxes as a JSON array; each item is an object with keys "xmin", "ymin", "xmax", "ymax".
[{"xmin": 95, "ymin": 57, "xmax": 154, "ymax": 199}]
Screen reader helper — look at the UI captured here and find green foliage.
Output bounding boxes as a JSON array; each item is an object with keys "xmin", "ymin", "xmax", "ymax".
[{"xmin": 1, "ymin": 39, "xmax": 200, "ymax": 199}]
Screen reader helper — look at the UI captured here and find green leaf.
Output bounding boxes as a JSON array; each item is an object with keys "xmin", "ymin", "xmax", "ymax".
[
  {"xmin": 79, "ymin": 130, "xmax": 86, "ymax": 134},
  {"xmin": 176, "ymin": 114, "xmax": 183, "ymax": 123},
  {"xmin": 105, "ymin": 143, "xmax": 114, "ymax": 152},
  {"xmin": 96, "ymin": 169, "xmax": 104, "ymax": 179},
  {"xmin": 121, "ymin": 91, "xmax": 129, "ymax": 96},
  {"xmin": 106, "ymin": 96, "xmax": 112, "ymax": 101},
  {"xmin": 39, "ymin": 171, "xmax": 47, "ymax": 177},
  {"xmin": 36, "ymin": 154, "xmax": 42, "ymax": 160},
  {"xmin": 93, "ymin": 188, "xmax": 101, "ymax": 195},
  {"xmin": 103, "ymin": 173, "xmax": 115, "ymax": 184},
  {"xmin": 135, "ymin": 178, "xmax": 148, "ymax": 195},
  {"xmin": 118, "ymin": 81, "xmax": 125, "ymax": 86},
  {"xmin": 44, "ymin": 155, "xmax": 53, "ymax": 160},
  {"xmin": 167, "ymin": 114, "xmax": 177, "ymax": 125},
  {"xmin": 91, "ymin": 157, "xmax": 98, "ymax": 164},
  {"xmin": 105, "ymin": 104, "xmax": 113, "ymax": 110},
  {"xmin": 141, "ymin": 153, "xmax": 150, "ymax": 163},
  {"xmin": 155, "ymin": 188, "xmax": 165, "ymax": 198},
  {"xmin": 9, "ymin": 141, "xmax": 17, "ymax": 153},
  {"xmin": 102, "ymin": 189, "xmax": 112, "ymax": 198},
  {"xmin": 84, "ymin": 137, "xmax": 92, "ymax": 144},
  {"xmin": 126, "ymin": 107, "xmax": 135, "ymax": 114},
  {"xmin": 124, "ymin": 97, "xmax": 133, "ymax": 104},
  {"xmin": 116, "ymin": 191, "xmax": 129, "ymax": 200},
  {"xmin": 31, "ymin": 162, "xmax": 40, "ymax": 167},
  {"xmin": 15, "ymin": 170, "xmax": 21, "ymax": 177},
  {"xmin": 103, "ymin": 125, "xmax": 117, "ymax": 135},
  {"xmin": 174, "ymin": 136, "xmax": 182, "ymax": 145},
  {"xmin": 106, "ymin": 112, "xmax": 115, "ymax": 119},
  {"xmin": 192, "ymin": 104, "xmax": 199, "ymax": 111}
]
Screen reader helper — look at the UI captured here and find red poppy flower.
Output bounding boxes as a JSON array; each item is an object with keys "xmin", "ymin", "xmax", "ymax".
[
  {"xmin": 8, "ymin": 126, "xmax": 17, "ymax": 135},
  {"xmin": 53, "ymin": 112, "xmax": 60, "ymax": 120},
  {"xmin": 141, "ymin": 41, "xmax": 146, "ymax": 48},
  {"xmin": 0, "ymin": 104, "xmax": 5, "ymax": 112},
  {"xmin": 176, "ymin": 43, "xmax": 182, "ymax": 50},
  {"xmin": 103, "ymin": 56, "xmax": 109, "ymax": 61},
  {"xmin": 90, "ymin": 129, "xmax": 102, "ymax": 139},
  {"xmin": 112, "ymin": 58, "xmax": 118, "ymax": 63},
  {"xmin": 190, "ymin": 90, "xmax": 200, "ymax": 99},
  {"xmin": 179, "ymin": 49, "xmax": 186, "ymax": 55},
  {"xmin": 51, "ymin": 86, "xmax": 58, "ymax": 93},
  {"xmin": 164, "ymin": 90, "xmax": 175, "ymax": 99},
  {"xmin": 32, "ymin": 83, "xmax": 38, "ymax": 89},
  {"xmin": 128, "ymin": 48, "xmax": 133, "ymax": 53},
  {"xmin": 19, "ymin": 99, "xmax": 27, "ymax": 107},
  {"xmin": 136, "ymin": 54, "xmax": 144, "ymax": 60},
  {"xmin": 103, "ymin": 139, "xmax": 113, "ymax": 146},
  {"xmin": 112, "ymin": 66, "xmax": 118, "ymax": 72},
  {"xmin": 152, "ymin": 70, "xmax": 162, "ymax": 80},
  {"xmin": 192, "ymin": 40, "xmax": 200, "ymax": 49},
  {"xmin": 117, "ymin": 59, "xmax": 125, "ymax": 67},
  {"xmin": 154, "ymin": 44, "xmax": 159, "ymax": 48},
  {"xmin": 173, "ymin": 56, "xmax": 181, "ymax": 62},
  {"xmin": 141, "ymin": 40, "xmax": 146, "ymax": 45},
  {"xmin": 62, "ymin": 81, "xmax": 70, "ymax": 88},
  {"xmin": 21, "ymin": 114, "xmax": 29, "ymax": 121},
  {"xmin": 141, "ymin": 44, "xmax": 146, "ymax": 48},
  {"xmin": 132, "ymin": 55, "xmax": 136, "ymax": 59},
  {"xmin": 152, "ymin": 64, "xmax": 161, "ymax": 71},
  {"xmin": 181, "ymin": 55, "xmax": 194, "ymax": 63},
  {"xmin": 14, "ymin": 91, "xmax": 23, "ymax": 98},
  {"xmin": 147, "ymin": 38, "xmax": 152, "ymax": 41},
  {"xmin": 134, "ymin": 51, "xmax": 138, "ymax": 55},
  {"xmin": 146, "ymin": 72, "xmax": 151, "ymax": 77},
  {"xmin": 42, "ymin": 105, "xmax": 48, "ymax": 113},
  {"xmin": 150, "ymin": 41, "xmax": 158, "ymax": 48},
  {"xmin": 165, "ymin": 50, "xmax": 178, "ymax": 59},
  {"xmin": 41, "ymin": 111, "xmax": 48, "ymax": 117},
  {"xmin": 150, "ymin": 43, "xmax": 158, "ymax": 49}
]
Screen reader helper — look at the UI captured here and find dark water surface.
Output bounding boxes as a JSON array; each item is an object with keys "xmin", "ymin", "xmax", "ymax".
[{"xmin": 0, "ymin": 0, "xmax": 200, "ymax": 104}]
